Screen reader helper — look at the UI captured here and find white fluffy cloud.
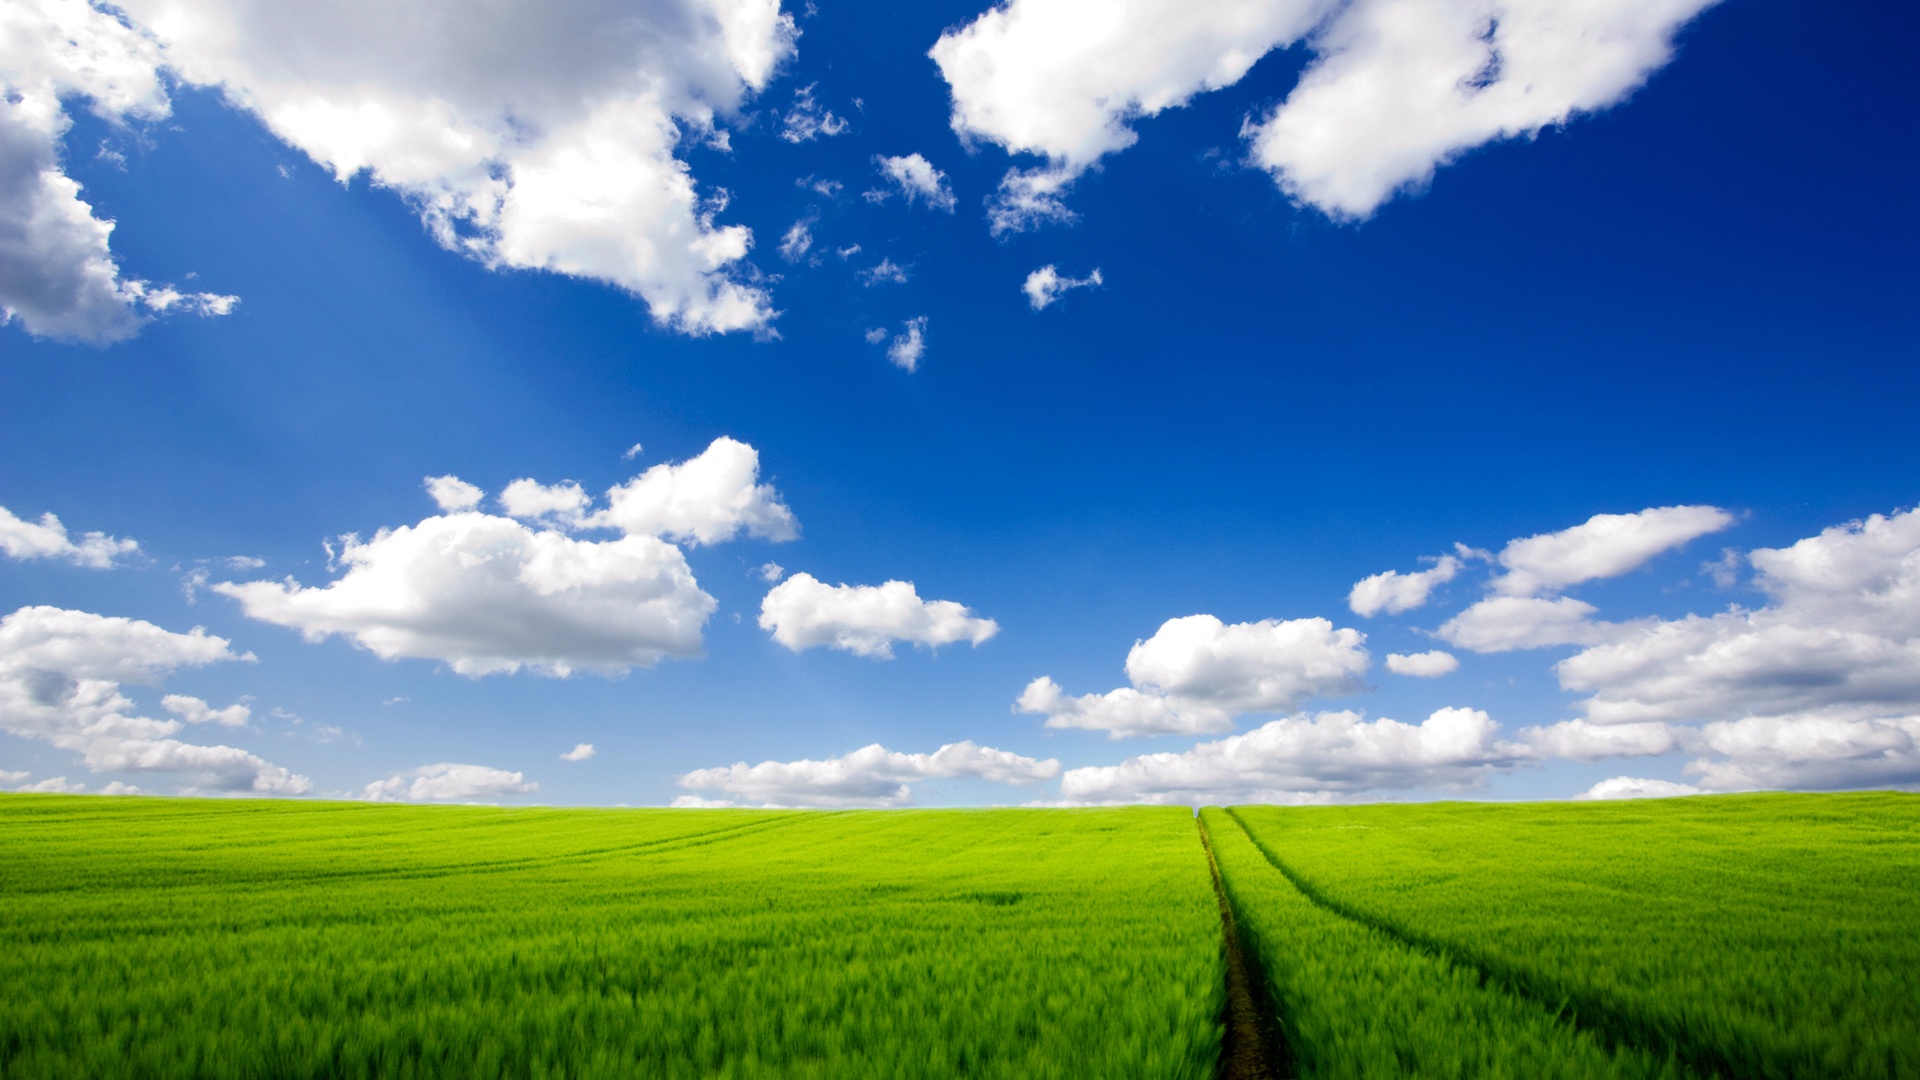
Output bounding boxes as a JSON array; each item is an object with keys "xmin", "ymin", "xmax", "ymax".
[
  {"xmin": 0, "ymin": 605, "xmax": 309, "ymax": 794},
  {"xmin": 677, "ymin": 740, "xmax": 1060, "ymax": 807},
  {"xmin": 1518, "ymin": 717, "xmax": 1677, "ymax": 759},
  {"xmin": 933, "ymin": 0, "xmax": 1716, "ymax": 227},
  {"xmin": 1490, "ymin": 505, "xmax": 1732, "ymax": 597},
  {"xmin": 1535, "ymin": 506, "xmax": 1920, "ymax": 793},
  {"xmin": 1578, "ymin": 775, "xmax": 1701, "ymax": 800},
  {"xmin": 590, "ymin": 437, "xmax": 797, "ymax": 545},
  {"xmin": 1018, "ymin": 614, "xmax": 1369, "ymax": 738},
  {"xmin": 1245, "ymin": 0, "xmax": 1723, "ymax": 218},
  {"xmin": 0, "ymin": 504, "xmax": 139, "ymax": 567},
  {"xmin": 1384, "ymin": 650, "xmax": 1457, "ymax": 677},
  {"xmin": 871, "ymin": 153, "xmax": 956, "ymax": 211},
  {"xmin": 1022, "ymin": 264, "xmax": 1102, "ymax": 310},
  {"xmin": 1058, "ymin": 706, "xmax": 1529, "ymax": 804},
  {"xmin": 1348, "ymin": 553, "xmax": 1460, "ymax": 616},
  {"xmin": 559, "ymin": 742, "xmax": 595, "ymax": 762},
  {"xmin": 0, "ymin": 0, "xmax": 238, "ymax": 343},
  {"xmin": 85, "ymin": 0, "xmax": 797, "ymax": 335},
  {"xmin": 1438, "ymin": 595, "xmax": 1610, "ymax": 652},
  {"xmin": 365, "ymin": 762, "xmax": 536, "ymax": 802},
  {"xmin": 161, "ymin": 693, "xmax": 250, "ymax": 727},
  {"xmin": 759, "ymin": 573, "xmax": 998, "ymax": 659},
  {"xmin": 781, "ymin": 83, "xmax": 847, "ymax": 143},
  {"xmin": 218, "ymin": 438, "xmax": 793, "ymax": 676}
]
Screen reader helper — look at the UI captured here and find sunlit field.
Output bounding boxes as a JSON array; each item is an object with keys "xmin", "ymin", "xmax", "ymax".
[{"xmin": 3, "ymin": 793, "xmax": 1916, "ymax": 1078}]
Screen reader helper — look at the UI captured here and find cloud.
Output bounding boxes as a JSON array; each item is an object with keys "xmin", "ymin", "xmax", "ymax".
[
  {"xmin": 931, "ymin": 0, "xmax": 1329, "ymax": 230},
  {"xmin": 0, "ymin": 605, "xmax": 309, "ymax": 794},
  {"xmin": 1518, "ymin": 718, "xmax": 1677, "ymax": 759},
  {"xmin": 933, "ymin": 0, "xmax": 1717, "ymax": 226},
  {"xmin": 1384, "ymin": 650, "xmax": 1457, "ymax": 677},
  {"xmin": 1018, "ymin": 614, "xmax": 1369, "ymax": 738},
  {"xmin": 868, "ymin": 316, "xmax": 927, "ymax": 372},
  {"xmin": 424, "ymin": 475, "xmax": 483, "ymax": 512},
  {"xmin": 0, "ymin": 0, "xmax": 239, "ymax": 343},
  {"xmin": 590, "ymin": 436, "xmax": 797, "ymax": 546},
  {"xmin": 677, "ymin": 740, "xmax": 1060, "ymax": 807},
  {"xmin": 1058, "ymin": 706, "xmax": 1530, "ymax": 804},
  {"xmin": 778, "ymin": 216, "xmax": 814, "ymax": 262},
  {"xmin": 757, "ymin": 561, "xmax": 784, "ymax": 583},
  {"xmin": 859, "ymin": 257, "xmax": 908, "ymax": 285},
  {"xmin": 218, "ymin": 438, "xmax": 793, "ymax": 676},
  {"xmin": 780, "ymin": 83, "xmax": 847, "ymax": 142},
  {"xmin": 104, "ymin": 0, "xmax": 797, "ymax": 336},
  {"xmin": 216, "ymin": 512, "xmax": 713, "ymax": 677},
  {"xmin": 759, "ymin": 573, "xmax": 998, "ymax": 659},
  {"xmin": 1490, "ymin": 505, "xmax": 1733, "ymax": 597},
  {"xmin": 1438, "ymin": 595, "xmax": 1610, "ymax": 652},
  {"xmin": 161, "ymin": 693, "xmax": 250, "ymax": 727},
  {"xmin": 498, "ymin": 478, "xmax": 589, "ymax": 528},
  {"xmin": 559, "ymin": 742, "xmax": 595, "ymax": 762},
  {"xmin": 871, "ymin": 153, "xmax": 956, "ymax": 211},
  {"xmin": 1022, "ymin": 264, "xmax": 1102, "ymax": 310},
  {"xmin": 365, "ymin": 763, "xmax": 536, "ymax": 802},
  {"xmin": 1348, "ymin": 554, "xmax": 1460, "ymax": 616},
  {"xmin": 1244, "ymin": 0, "xmax": 1723, "ymax": 219},
  {"xmin": 1532, "ymin": 506, "xmax": 1920, "ymax": 793},
  {"xmin": 1578, "ymin": 775, "xmax": 1702, "ymax": 800},
  {"xmin": 0, "ymin": 504, "xmax": 139, "ymax": 567}
]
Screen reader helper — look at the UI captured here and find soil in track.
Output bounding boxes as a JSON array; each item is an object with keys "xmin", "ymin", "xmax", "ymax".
[{"xmin": 1197, "ymin": 816, "xmax": 1290, "ymax": 1080}]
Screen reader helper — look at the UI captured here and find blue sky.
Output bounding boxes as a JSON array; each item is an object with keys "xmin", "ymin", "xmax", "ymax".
[{"xmin": 1, "ymin": 0, "xmax": 1915, "ymax": 806}]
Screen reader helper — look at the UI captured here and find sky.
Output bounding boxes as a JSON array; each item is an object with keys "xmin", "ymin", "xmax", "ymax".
[{"xmin": 1, "ymin": 0, "xmax": 1915, "ymax": 808}]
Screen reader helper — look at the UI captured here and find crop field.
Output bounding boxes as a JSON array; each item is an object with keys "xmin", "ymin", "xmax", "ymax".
[
  {"xmin": 3, "ymin": 792, "xmax": 1917, "ymax": 1079},
  {"xmin": 1225, "ymin": 794, "xmax": 1920, "ymax": 1080},
  {"xmin": 0, "ymin": 797, "xmax": 1221, "ymax": 1079}
]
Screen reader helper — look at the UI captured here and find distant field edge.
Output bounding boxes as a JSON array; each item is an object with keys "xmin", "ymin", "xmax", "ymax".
[{"xmin": 1220, "ymin": 805, "xmax": 1744, "ymax": 1080}]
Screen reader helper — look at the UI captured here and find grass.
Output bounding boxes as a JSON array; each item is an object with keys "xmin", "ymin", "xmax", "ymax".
[
  {"xmin": 1201, "ymin": 807, "xmax": 1694, "ymax": 1080},
  {"xmin": 0, "ymin": 796, "xmax": 1222, "ymax": 1079},
  {"xmin": 1230, "ymin": 793, "xmax": 1920, "ymax": 1080}
]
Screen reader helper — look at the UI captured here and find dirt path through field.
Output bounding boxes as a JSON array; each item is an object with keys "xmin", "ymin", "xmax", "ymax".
[{"xmin": 1196, "ymin": 816, "xmax": 1289, "ymax": 1080}]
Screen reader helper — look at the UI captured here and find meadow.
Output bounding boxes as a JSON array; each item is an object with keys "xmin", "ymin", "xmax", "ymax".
[
  {"xmin": 3, "ymin": 792, "xmax": 1916, "ymax": 1079},
  {"xmin": 0, "ymin": 797, "xmax": 1222, "ymax": 1079}
]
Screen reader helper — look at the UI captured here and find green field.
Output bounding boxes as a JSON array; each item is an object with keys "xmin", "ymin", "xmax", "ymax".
[{"xmin": 3, "ymin": 792, "xmax": 1916, "ymax": 1078}]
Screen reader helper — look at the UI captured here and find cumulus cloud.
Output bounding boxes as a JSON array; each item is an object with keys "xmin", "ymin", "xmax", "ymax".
[
  {"xmin": 759, "ymin": 573, "xmax": 998, "ymax": 659},
  {"xmin": 590, "ymin": 436, "xmax": 797, "ymax": 546},
  {"xmin": 778, "ymin": 215, "xmax": 814, "ymax": 262},
  {"xmin": 1022, "ymin": 264, "xmax": 1102, "ymax": 310},
  {"xmin": 933, "ymin": 0, "xmax": 1716, "ymax": 226},
  {"xmin": 498, "ymin": 478, "xmax": 590, "ymax": 528},
  {"xmin": 1385, "ymin": 650, "xmax": 1457, "ymax": 677},
  {"xmin": 0, "ymin": 504, "xmax": 139, "ymax": 567},
  {"xmin": 365, "ymin": 762, "xmax": 536, "ymax": 802},
  {"xmin": 1059, "ymin": 706, "xmax": 1529, "ymax": 804},
  {"xmin": 0, "ymin": 605, "xmax": 309, "ymax": 794},
  {"xmin": 1519, "ymin": 718, "xmax": 1677, "ymax": 759},
  {"xmin": 217, "ymin": 437, "xmax": 793, "ymax": 676},
  {"xmin": 677, "ymin": 740, "xmax": 1060, "ymax": 807},
  {"xmin": 871, "ymin": 153, "xmax": 956, "ymax": 211},
  {"xmin": 1578, "ymin": 775, "xmax": 1702, "ymax": 800},
  {"xmin": 0, "ymin": 0, "xmax": 239, "ymax": 343},
  {"xmin": 780, "ymin": 82, "xmax": 847, "ymax": 142},
  {"xmin": 1508, "ymin": 505, "xmax": 1920, "ymax": 793},
  {"xmin": 161, "ymin": 693, "xmax": 250, "ymax": 727},
  {"xmin": 1245, "ymin": 0, "xmax": 1723, "ymax": 218},
  {"xmin": 559, "ymin": 742, "xmax": 595, "ymax": 761},
  {"xmin": 1018, "ymin": 614, "xmax": 1369, "ymax": 738},
  {"xmin": 1438, "ymin": 595, "xmax": 1611, "ymax": 652},
  {"xmin": 424, "ymin": 475, "xmax": 483, "ymax": 512},
  {"xmin": 1348, "ymin": 554, "xmax": 1460, "ymax": 616},
  {"xmin": 97, "ymin": 0, "xmax": 797, "ymax": 335},
  {"xmin": 1490, "ymin": 505, "xmax": 1733, "ymax": 597}
]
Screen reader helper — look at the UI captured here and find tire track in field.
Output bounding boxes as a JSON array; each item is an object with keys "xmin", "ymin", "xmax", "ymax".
[
  {"xmin": 1195, "ymin": 815, "xmax": 1290, "ymax": 1080},
  {"xmin": 1221, "ymin": 809, "xmax": 1734, "ymax": 1080}
]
